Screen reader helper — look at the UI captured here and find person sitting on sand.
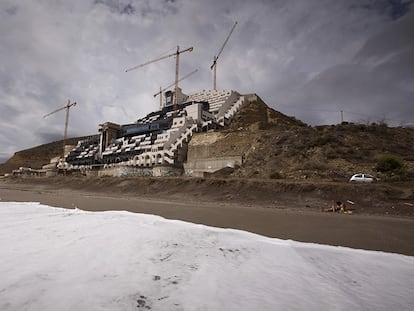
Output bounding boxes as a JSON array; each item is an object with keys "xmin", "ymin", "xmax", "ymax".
[{"xmin": 324, "ymin": 201, "xmax": 346, "ymax": 213}]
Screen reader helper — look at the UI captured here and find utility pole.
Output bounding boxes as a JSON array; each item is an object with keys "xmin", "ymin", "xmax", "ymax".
[{"xmin": 174, "ymin": 46, "xmax": 180, "ymax": 115}]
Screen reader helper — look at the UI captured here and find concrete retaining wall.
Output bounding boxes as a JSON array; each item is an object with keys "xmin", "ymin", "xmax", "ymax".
[
  {"xmin": 97, "ymin": 166, "xmax": 153, "ymax": 177},
  {"xmin": 153, "ymin": 165, "xmax": 182, "ymax": 177},
  {"xmin": 96, "ymin": 165, "xmax": 182, "ymax": 177},
  {"xmin": 184, "ymin": 155, "xmax": 242, "ymax": 177}
]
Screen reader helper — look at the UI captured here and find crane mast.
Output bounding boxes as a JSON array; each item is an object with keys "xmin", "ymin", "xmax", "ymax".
[
  {"xmin": 43, "ymin": 99, "xmax": 77, "ymax": 163},
  {"xmin": 154, "ymin": 69, "xmax": 198, "ymax": 108},
  {"xmin": 211, "ymin": 21, "xmax": 237, "ymax": 91},
  {"xmin": 126, "ymin": 46, "xmax": 193, "ymax": 113}
]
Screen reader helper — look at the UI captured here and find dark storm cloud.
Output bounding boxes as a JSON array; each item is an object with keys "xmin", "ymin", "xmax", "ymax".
[
  {"xmin": 291, "ymin": 63, "xmax": 412, "ymax": 124},
  {"xmin": 4, "ymin": 5, "xmax": 18, "ymax": 15},
  {"xmin": 0, "ymin": 155, "xmax": 9, "ymax": 164},
  {"xmin": 388, "ymin": 0, "xmax": 414, "ymax": 19},
  {"xmin": 36, "ymin": 131, "xmax": 68, "ymax": 144},
  {"xmin": 285, "ymin": 10, "xmax": 414, "ymax": 126},
  {"xmin": 0, "ymin": 0, "xmax": 413, "ymax": 161},
  {"xmin": 93, "ymin": 0, "xmax": 179, "ymax": 16},
  {"xmin": 93, "ymin": 0, "xmax": 136, "ymax": 15},
  {"xmin": 355, "ymin": 9, "xmax": 414, "ymax": 61},
  {"xmin": 1, "ymin": 104, "xmax": 21, "ymax": 120}
]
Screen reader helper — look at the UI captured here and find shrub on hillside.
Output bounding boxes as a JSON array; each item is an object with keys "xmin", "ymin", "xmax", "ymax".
[
  {"xmin": 374, "ymin": 154, "xmax": 406, "ymax": 178},
  {"xmin": 269, "ymin": 171, "xmax": 283, "ymax": 179},
  {"xmin": 302, "ymin": 160, "xmax": 329, "ymax": 171},
  {"xmin": 308, "ymin": 134, "xmax": 340, "ymax": 147}
]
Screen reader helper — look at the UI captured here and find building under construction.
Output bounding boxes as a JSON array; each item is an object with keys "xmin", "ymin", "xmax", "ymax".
[
  {"xmin": 62, "ymin": 88, "xmax": 245, "ymax": 177},
  {"xmin": 49, "ymin": 23, "xmax": 243, "ymax": 177}
]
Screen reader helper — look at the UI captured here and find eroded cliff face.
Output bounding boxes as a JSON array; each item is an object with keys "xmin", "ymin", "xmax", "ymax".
[
  {"xmin": 2, "ymin": 94, "xmax": 414, "ymax": 181},
  {"xmin": 229, "ymin": 94, "xmax": 306, "ymax": 131},
  {"xmin": 0, "ymin": 136, "xmax": 97, "ymax": 175},
  {"xmin": 186, "ymin": 94, "xmax": 414, "ymax": 180}
]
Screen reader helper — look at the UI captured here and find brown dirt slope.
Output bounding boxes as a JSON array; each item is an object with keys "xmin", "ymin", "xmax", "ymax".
[
  {"xmin": 1, "ymin": 176, "xmax": 413, "ymax": 217},
  {"xmin": 229, "ymin": 123, "xmax": 414, "ymax": 180},
  {"xmin": 230, "ymin": 94, "xmax": 306, "ymax": 130},
  {"xmin": 1, "ymin": 94, "xmax": 414, "ymax": 183},
  {"xmin": 1, "ymin": 95, "xmax": 414, "ymax": 218},
  {"xmin": 194, "ymin": 94, "xmax": 414, "ymax": 180}
]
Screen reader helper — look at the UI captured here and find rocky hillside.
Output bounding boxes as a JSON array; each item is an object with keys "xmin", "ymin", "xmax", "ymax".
[
  {"xmin": 229, "ymin": 123, "xmax": 414, "ymax": 180},
  {"xmin": 0, "ymin": 136, "xmax": 98, "ymax": 175},
  {"xmin": 1, "ymin": 95, "xmax": 413, "ymax": 181},
  {"xmin": 189, "ymin": 94, "xmax": 414, "ymax": 181}
]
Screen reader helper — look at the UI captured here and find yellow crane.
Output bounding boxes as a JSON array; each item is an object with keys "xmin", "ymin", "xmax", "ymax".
[
  {"xmin": 126, "ymin": 46, "xmax": 193, "ymax": 113},
  {"xmin": 153, "ymin": 69, "xmax": 198, "ymax": 108},
  {"xmin": 43, "ymin": 99, "xmax": 77, "ymax": 161},
  {"xmin": 210, "ymin": 21, "xmax": 237, "ymax": 91}
]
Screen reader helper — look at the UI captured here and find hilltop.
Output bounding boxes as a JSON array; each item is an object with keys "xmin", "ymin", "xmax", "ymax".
[
  {"xmin": 0, "ymin": 136, "xmax": 98, "ymax": 175},
  {"xmin": 1, "ymin": 96, "xmax": 414, "ymax": 218},
  {"xmin": 187, "ymin": 95, "xmax": 414, "ymax": 181},
  {"xmin": 1, "ymin": 96, "xmax": 413, "ymax": 181}
]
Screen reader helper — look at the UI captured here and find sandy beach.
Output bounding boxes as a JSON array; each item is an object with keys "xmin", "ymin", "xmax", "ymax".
[{"xmin": 1, "ymin": 178, "xmax": 413, "ymax": 256}]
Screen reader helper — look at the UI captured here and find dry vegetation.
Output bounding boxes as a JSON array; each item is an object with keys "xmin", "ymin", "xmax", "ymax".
[
  {"xmin": 1, "ymin": 96, "xmax": 413, "ymax": 217},
  {"xmin": 229, "ymin": 124, "xmax": 414, "ymax": 181},
  {"xmin": 1, "ymin": 97, "xmax": 413, "ymax": 183},
  {"xmin": 203, "ymin": 97, "xmax": 414, "ymax": 181}
]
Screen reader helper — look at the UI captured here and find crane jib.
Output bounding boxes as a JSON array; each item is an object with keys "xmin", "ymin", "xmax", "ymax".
[{"xmin": 125, "ymin": 46, "xmax": 193, "ymax": 73}]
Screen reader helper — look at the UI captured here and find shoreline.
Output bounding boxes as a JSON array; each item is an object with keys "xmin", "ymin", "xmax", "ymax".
[{"xmin": 1, "ymin": 182, "xmax": 414, "ymax": 256}]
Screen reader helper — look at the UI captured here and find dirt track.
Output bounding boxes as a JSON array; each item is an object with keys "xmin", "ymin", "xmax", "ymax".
[{"xmin": 1, "ymin": 176, "xmax": 413, "ymax": 256}]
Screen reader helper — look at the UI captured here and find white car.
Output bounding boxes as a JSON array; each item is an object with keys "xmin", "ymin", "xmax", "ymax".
[{"xmin": 349, "ymin": 173, "xmax": 375, "ymax": 183}]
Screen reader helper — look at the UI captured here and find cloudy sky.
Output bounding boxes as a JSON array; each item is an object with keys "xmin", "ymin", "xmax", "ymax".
[{"xmin": 1, "ymin": 0, "xmax": 413, "ymax": 162}]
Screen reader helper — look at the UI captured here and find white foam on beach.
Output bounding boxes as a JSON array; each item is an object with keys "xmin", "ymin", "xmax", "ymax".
[{"xmin": 1, "ymin": 202, "xmax": 413, "ymax": 311}]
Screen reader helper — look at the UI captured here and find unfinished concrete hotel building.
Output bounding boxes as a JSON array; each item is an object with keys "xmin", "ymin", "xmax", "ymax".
[{"xmin": 63, "ymin": 89, "xmax": 246, "ymax": 177}]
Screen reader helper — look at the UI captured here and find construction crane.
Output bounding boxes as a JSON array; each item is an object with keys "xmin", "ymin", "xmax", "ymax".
[
  {"xmin": 210, "ymin": 21, "xmax": 238, "ymax": 91},
  {"xmin": 43, "ymin": 100, "xmax": 77, "ymax": 162},
  {"xmin": 153, "ymin": 69, "xmax": 198, "ymax": 108},
  {"xmin": 126, "ymin": 46, "xmax": 193, "ymax": 114}
]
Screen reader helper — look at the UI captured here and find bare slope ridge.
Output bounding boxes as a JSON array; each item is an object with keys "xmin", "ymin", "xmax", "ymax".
[
  {"xmin": 1, "ymin": 95, "xmax": 414, "ymax": 182},
  {"xmin": 230, "ymin": 94, "xmax": 306, "ymax": 130},
  {"xmin": 187, "ymin": 95, "xmax": 414, "ymax": 180},
  {"xmin": 1, "ymin": 94, "xmax": 414, "ymax": 218},
  {"xmin": 0, "ymin": 136, "xmax": 98, "ymax": 175},
  {"xmin": 230, "ymin": 124, "xmax": 414, "ymax": 180}
]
